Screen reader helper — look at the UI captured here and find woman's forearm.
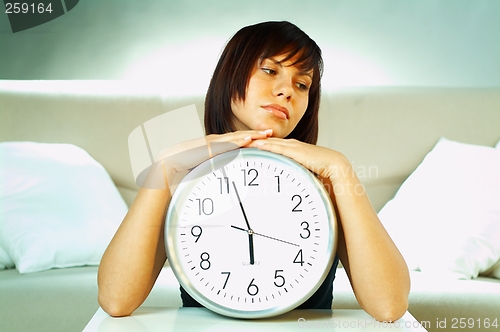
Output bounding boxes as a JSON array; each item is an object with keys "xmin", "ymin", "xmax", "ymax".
[
  {"xmin": 326, "ymin": 156, "xmax": 410, "ymax": 322},
  {"xmin": 97, "ymin": 187, "xmax": 170, "ymax": 317}
]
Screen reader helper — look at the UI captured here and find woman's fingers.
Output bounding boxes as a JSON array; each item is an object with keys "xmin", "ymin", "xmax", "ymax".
[
  {"xmin": 137, "ymin": 130, "xmax": 274, "ymax": 189},
  {"xmin": 250, "ymin": 138, "xmax": 344, "ymax": 180},
  {"xmin": 207, "ymin": 129, "xmax": 273, "ymax": 147},
  {"xmin": 249, "ymin": 138, "xmax": 308, "ymax": 162},
  {"xmin": 202, "ymin": 129, "xmax": 273, "ymax": 158}
]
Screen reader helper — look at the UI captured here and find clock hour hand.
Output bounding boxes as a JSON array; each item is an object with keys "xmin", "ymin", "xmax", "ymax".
[
  {"xmin": 248, "ymin": 231, "xmax": 255, "ymax": 265},
  {"xmin": 230, "ymin": 227, "xmax": 254, "ymax": 265},
  {"xmin": 231, "ymin": 181, "xmax": 255, "ymax": 265}
]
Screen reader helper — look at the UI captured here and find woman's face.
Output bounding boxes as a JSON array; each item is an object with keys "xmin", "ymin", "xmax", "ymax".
[{"xmin": 231, "ymin": 54, "xmax": 313, "ymax": 138}]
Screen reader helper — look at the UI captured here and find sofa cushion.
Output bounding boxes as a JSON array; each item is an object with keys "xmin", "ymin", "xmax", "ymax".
[
  {"xmin": 407, "ymin": 271, "xmax": 500, "ymax": 330},
  {"xmin": 0, "ymin": 266, "xmax": 100, "ymax": 332},
  {"xmin": 0, "ymin": 142, "xmax": 128, "ymax": 273}
]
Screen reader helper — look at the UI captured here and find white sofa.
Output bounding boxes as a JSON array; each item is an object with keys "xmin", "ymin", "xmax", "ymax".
[{"xmin": 1, "ymin": 82, "xmax": 500, "ymax": 332}]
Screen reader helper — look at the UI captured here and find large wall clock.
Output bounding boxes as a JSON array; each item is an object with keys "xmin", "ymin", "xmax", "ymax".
[{"xmin": 165, "ymin": 148, "xmax": 337, "ymax": 318}]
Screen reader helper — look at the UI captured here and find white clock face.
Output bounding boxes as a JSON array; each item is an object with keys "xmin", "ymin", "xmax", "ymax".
[{"xmin": 165, "ymin": 148, "xmax": 336, "ymax": 318}]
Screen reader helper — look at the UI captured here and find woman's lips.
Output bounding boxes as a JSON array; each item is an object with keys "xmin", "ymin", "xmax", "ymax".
[{"xmin": 262, "ymin": 104, "xmax": 289, "ymax": 120}]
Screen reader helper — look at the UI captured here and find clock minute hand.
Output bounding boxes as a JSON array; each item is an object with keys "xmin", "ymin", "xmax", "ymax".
[
  {"xmin": 231, "ymin": 181, "xmax": 252, "ymax": 230},
  {"xmin": 231, "ymin": 181, "xmax": 255, "ymax": 265}
]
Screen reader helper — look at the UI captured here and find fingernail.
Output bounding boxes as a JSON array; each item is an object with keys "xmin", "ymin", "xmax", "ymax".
[
  {"xmin": 257, "ymin": 141, "xmax": 265, "ymax": 146},
  {"xmin": 265, "ymin": 129, "xmax": 273, "ymax": 135},
  {"xmin": 244, "ymin": 136, "xmax": 251, "ymax": 141}
]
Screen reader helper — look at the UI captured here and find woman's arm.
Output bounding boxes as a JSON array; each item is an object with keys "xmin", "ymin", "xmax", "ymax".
[
  {"xmin": 97, "ymin": 130, "xmax": 272, "ymax": 317},
  {"xmin": 97, "ymin": 187, "xmax": 170, "ymax": 317},
  {"xmin": 322, "ymin": 159, "xmax": 410, "ymax": 322},
  {"xmin": 252, "ymin": 139, "xmax": 410, "ymax": 322}
]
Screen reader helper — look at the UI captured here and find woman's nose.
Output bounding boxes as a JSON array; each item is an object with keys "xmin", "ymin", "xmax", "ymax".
[{"xmin": 272, "ymin": 77, "xmax": 293, "ymax": 100}]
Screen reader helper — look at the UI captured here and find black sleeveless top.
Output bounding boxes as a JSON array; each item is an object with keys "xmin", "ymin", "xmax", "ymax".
[{"xmin": 180, "ymin": 255, "xmax": 340, "ymax": 309}]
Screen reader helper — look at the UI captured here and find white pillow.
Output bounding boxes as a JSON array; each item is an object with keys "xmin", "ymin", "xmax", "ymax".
[
  {"xmin": 378, "ymin": 138, "xmax": 500, "ymax": 279},
  {"xmin": 0, "ymin": 245, "xmax": 14, "ymax": 270},
  {"xmin": 482, "ymin": 258, "xmax": 500, "ymax": 279},
  {"xmin": 485, "ymin": 139, "xmax": 500, "ymax": 279},
  {"xmin": 0, "ymin": 142, "xmax": 127, "ymax": 273}
]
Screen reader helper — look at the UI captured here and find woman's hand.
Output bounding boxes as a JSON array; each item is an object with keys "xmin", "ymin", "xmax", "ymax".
[
  {"xmin": 248, "ymin": 137, "xmax": 350, "ymax": 183},
  {"xmin": 136, "ymin": 129, "xmax": 273, "ymax": 191}
]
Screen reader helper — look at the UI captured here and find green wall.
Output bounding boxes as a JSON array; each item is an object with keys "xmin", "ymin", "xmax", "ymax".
[{"xmin": 1, "ymin": 0, "xmax": 499, "ymax": 93}]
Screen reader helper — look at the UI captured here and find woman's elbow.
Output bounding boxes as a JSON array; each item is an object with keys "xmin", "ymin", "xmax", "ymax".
[
  {"xmin": 98, "ymin": 292, "xmax": 136, "ymax": 317},
  {"xmin": 370, "ymin": 296, "xmax": 409, "ymax": 323}
]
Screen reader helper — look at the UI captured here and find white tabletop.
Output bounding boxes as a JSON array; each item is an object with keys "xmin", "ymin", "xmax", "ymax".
[{"xmin": 83, "ymin": 307, "xmax": 428, "ymax": 332}]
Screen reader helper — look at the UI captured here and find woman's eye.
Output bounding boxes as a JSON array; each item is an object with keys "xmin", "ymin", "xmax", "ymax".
[
  {"xmin": 261, "ymin": 67, "xmax": 276, "ymax": 75},
  {"xmin": 296, "ymin": 82, "xmax": 310, "ymax": 91}
]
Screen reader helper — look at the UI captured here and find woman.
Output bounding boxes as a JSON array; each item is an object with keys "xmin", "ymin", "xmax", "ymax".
[{"xmin": 98, "ymin": 21, "xmax": 410, "ymax": 322}]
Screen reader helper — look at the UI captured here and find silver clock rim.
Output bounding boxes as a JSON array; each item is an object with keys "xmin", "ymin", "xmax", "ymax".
[{"xmin": 165, "ymin": 148, "xmax": 337, "ymax": 319}]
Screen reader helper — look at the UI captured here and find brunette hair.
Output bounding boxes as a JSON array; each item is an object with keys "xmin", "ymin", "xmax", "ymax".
[{"xmin": 204, "ymin": 21, "xmax": 323, "ymax": 144}]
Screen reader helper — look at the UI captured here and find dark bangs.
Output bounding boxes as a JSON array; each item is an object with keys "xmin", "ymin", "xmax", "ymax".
[{"xmin": 259, "ymin": 32, "xmax": 323, "ymax": 81}]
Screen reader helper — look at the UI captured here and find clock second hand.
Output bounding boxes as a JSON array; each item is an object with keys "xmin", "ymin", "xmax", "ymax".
[
  {"xmin": 231, "ymin": 225, "xmax": 300, "ymax": 247},
  {"xmin": 231, "ymin": 181, "xmax": 255, "ymax": 265}
]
